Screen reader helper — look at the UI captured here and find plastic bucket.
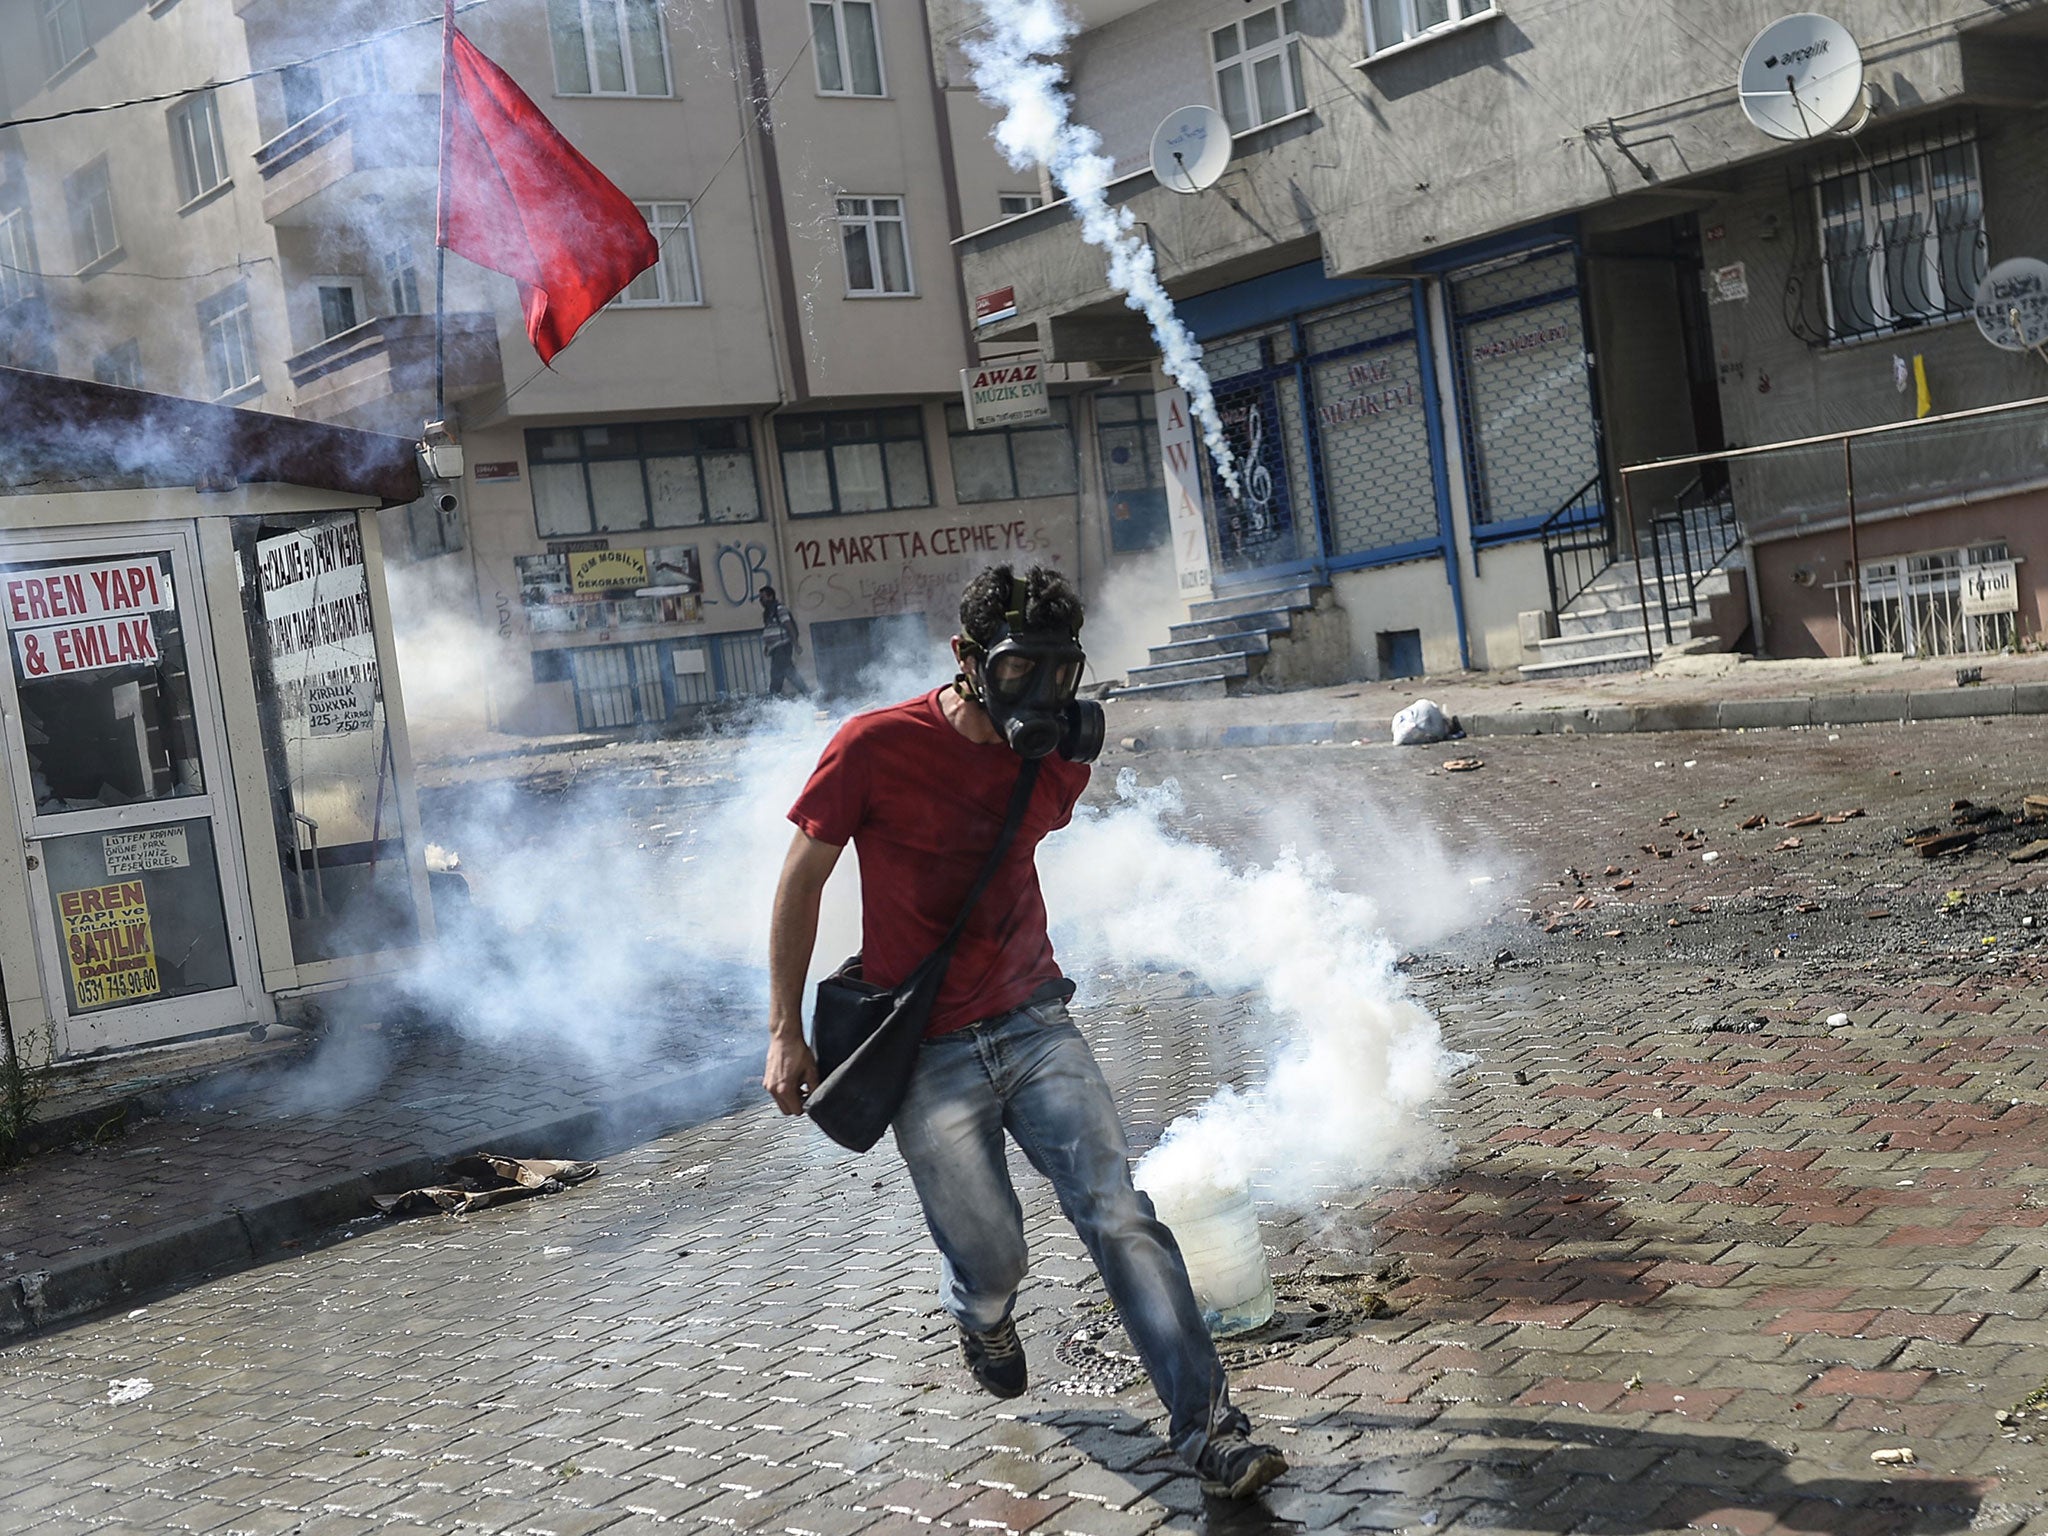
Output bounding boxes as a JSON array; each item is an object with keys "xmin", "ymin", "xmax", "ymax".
[{"xmin": 1138, "ymin": 1177, "xmax": 1275, "ymax": 1337}]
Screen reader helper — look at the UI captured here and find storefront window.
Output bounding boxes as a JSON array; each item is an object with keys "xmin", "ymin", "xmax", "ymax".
[
  {"xmin": 232, "ymin": 513, "xmax": 417, "ymax": 961},
  {"xmin": 1304, "ymin": 292, "xmax": 1440, "ymax": 558},
  {"xmin": 3, "ymin": 553, "xmax": 205, "ymax": 812},
  {"xmin": 1450, "ymin": 247, "xmax": 1601, "ymax": 527},
  {"xmin": 40, "ymin": 820, "xmax": 234, "ymax": 1013}
]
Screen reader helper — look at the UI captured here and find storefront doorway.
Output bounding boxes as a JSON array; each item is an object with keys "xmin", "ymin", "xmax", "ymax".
[{"xmin": 0, "ymin": 527, "xmax": 263, "ymax": 1052}]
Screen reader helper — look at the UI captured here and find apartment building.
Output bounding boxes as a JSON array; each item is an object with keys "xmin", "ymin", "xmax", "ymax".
[
  {"xmin": 941, "ymin": 0, "xmax": 2048, "ymax": 675},
  {"xmin": 1, "ymin": 0, "xmax": 1173, "ymax": 734}
]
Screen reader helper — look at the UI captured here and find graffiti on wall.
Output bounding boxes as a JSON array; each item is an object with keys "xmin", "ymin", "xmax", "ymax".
[{"xmin": 788, "ymin": 517, "xmax": 1064, "ymax": 620}]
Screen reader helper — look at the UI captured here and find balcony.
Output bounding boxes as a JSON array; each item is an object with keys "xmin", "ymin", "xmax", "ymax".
[
  {"xmin": 286, "ymin": 312, "xmax": 502, "ymax": 430},
  {"xmin": 255, "ymin": 94, "xmax": 437, "ymax": 227}
]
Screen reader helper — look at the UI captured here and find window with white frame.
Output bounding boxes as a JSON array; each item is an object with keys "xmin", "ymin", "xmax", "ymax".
[
  {"xmin": 946, "ymin": 397, "xmax": 1078, "ymax": 503},
  {"xmin": 41, "ymin": 0, "xmax": 87, "ymax": 75},
  {"xmin": 548, "ymin": 0, "xmax": 670, "ymax": 96},
  {"xmin": 198, "ymin": 281, "xmax": 260, "ymax": 397},
  {"xmin": 1212, "ymin": 4, "xmax": 1305, "ymax": 135},
  {"xmin": 383, "ymin": 243, "xmax": 421, "ymax": 315},
  {"xmin": 1816, "ymin": 137, "xmax": 1984, "ymax": 344},
  {"xmin": 169, "ymin": 91, "xmax": 229, "ymax": 206},
  {"xmin": 618, "ymin": 202, "xmax": 701, "ymax": 305},
  {"xmin": 94, "ymin": 340, "xmax": 142, "ymax": 390},
  {"xmin": 0, "ymin": 206, "xmax": 39, "ymax": 308},
  {"xmin": 837, "ymin": 196, "xmax": 911, "ymax": 295},
  {"xmin": 64, "ymin": 157, "xmax": 119, "ymax": 271},
  {"xmin": 999, "ymin": 193, "xmax": 1044, "ymax": 218},
  {"xmin": 776, "ymin": 409, "xmax": 931, "ymax": 515},
  {"xmin": 1860, "ymin": 542, "xmax": 2014, "ymax": 657},
  {"xmin": 1365, "ymin": 0, "xmax": 1497, "ymax": 55},
  {"xmin": 316, "ymin": 281, "xmax": 364, "ymax": 339},
  {"xmin": 811, "ymin": 1, "xmax": 884, "ymax": 97}
]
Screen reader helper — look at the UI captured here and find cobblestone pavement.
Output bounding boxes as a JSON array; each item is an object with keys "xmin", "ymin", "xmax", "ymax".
[{"xmin": 2, "ymin": 721, "xmax": 2046, "ymax": 1535}]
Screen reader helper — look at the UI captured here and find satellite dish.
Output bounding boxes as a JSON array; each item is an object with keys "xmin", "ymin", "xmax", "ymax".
[
  {"xmin": 1974, "ymin": 257, "xmax": 2048, "ymax": 352},
  {"xmin": 1737, "ymin": 14, "xmax": 1869, "ymax": 141},
  {"xmin": 1150, "ymin": 105, "xmax": 1232, "ymax": 194}
]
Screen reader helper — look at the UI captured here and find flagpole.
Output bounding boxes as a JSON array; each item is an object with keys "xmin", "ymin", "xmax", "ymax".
[{"xmin": 435, "ymin": 0, "xmax": 455, "ymax": 423}]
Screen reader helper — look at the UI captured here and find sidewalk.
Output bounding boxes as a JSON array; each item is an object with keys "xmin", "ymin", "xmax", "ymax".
[
  {"xmin": 1108, "ymin": 652, "xmax": 2048, "ymax": 750},
  {"xmin": 0, "ymin": 1016, "xmax": 756, "ymax": 1342}
]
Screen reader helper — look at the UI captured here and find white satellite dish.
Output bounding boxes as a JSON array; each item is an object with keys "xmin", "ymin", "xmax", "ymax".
[
  {"xmin": 1737, "ymin": 14, "xmax": 1869, "ymax": 141},
  {"xmin": 1973, "ymin": 257, "xmax": 2048, "ymax": 353},
  {"xmin": 1149, "ymin": 105, "xmax": 1232, "ymax": 194}
]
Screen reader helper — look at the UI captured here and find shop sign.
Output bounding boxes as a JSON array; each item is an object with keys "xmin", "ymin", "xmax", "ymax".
[
  {"xmin": 568, "ymin": 548, "xmax": 649, "ymax": 594},
  {"xmin": 1961, "ymin": 560, "xmax": 2019, "ymax": 616},
  {"xmin": 13, "ymin": 615, "xmax": 159, "ymax": 679},
  {"xmin": 2, "ymin": 557, "xmax": 169, "ymax": 630},
  {"xmin": 59, "ymin": 879, "xmax": 160, "ymax": 1008},
  {"xmin": 103, "ymin": 827, "xmax": 190, "ymax": 877},
  {"xmin": 1154, "ymin": 387, "xmax": 1214, "ymax": 602},
  {"xmin": 960, "ymin": 360, "xmax": 1050, "ymax": 429},
  {"xmin": 473, "ymin": 461, "xmax": 522, "ymax": 483},
  {"xmin": 974, "ymin": 286, "xmax": 1019, "ymax": 326}
]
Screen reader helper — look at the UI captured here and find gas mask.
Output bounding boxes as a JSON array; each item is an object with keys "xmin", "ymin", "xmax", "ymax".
[{"xmin": 965, "ymin": 610, "xmax": 1105, "ymax": 764}]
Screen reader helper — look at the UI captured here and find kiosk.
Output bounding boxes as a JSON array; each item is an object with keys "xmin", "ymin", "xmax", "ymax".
[{"xmin": 0, "ymin": 368, "xmax": 432, "ymax": 1067}]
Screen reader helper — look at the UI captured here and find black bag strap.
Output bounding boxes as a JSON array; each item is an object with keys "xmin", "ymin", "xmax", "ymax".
[{"xmin": 934, "ymin": 757, "xmax": 1043, "ymax": 957}]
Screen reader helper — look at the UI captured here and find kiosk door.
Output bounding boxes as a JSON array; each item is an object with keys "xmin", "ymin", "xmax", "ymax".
[{"xmin": 0, "ymin": 528, "xmax": 262, "ymax": 1053}]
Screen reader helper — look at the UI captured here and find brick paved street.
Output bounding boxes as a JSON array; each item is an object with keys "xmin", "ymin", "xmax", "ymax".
[{"xmin": 1, "ymin": 719, "xmax": 2045, "ymax": 1535}]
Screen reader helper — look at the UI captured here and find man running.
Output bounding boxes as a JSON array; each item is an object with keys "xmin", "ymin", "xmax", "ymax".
[{"xmin": 763, "ymin": 564, "xmax": 1286, "ymax": 1500}]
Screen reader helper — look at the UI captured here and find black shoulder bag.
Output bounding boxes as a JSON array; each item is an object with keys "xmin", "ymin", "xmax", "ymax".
[{"xmin": 804, "ymin": 757, "xmax": 1043, "ymax": 1153}]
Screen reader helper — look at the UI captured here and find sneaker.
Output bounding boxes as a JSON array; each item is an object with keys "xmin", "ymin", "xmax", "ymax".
[
  {"xmin": 958, "ymin": 1317, "xmax": 1027, "ymax": 1398},
  {"xmin": 1193, "ymin": 1431, "xmax": 1287, "ymax": 1500}
]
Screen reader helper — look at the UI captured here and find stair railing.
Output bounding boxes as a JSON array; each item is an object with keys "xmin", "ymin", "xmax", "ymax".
[
  {"xmin": 1645, "ymin": 478, "xmax": 1741, "ymax": 644},
  {"xmin": 1536, "ymin": 475, "xmax": 1612, "ymax": 619}
]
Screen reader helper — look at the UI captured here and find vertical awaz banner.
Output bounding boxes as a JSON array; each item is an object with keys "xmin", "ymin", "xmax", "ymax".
[
  {"xmin": 3, "ymin": 557, "xmax": 171, "ymax": 679},
  {"xmin": 1154, "ymin": 387, "xmax": 1214, "ymax": 601},
  {"xmin": 257, "ymin": 519, "xmax": 379, "ymax": 739}
]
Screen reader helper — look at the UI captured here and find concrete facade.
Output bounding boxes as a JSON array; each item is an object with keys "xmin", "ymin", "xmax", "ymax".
[{"xmin": 941, "ymin": 0, "xmax": 2048, "ymax": 673}]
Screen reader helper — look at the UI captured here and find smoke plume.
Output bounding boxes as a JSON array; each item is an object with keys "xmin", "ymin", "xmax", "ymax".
[{"xmin": 960, "ymin": 1, "xmax": 1241, "ymax": 496}]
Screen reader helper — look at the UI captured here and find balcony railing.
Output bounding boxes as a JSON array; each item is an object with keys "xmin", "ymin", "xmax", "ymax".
[{"xmin": 286, "ymin": 312, "xmax": 501, "ymax": 422}]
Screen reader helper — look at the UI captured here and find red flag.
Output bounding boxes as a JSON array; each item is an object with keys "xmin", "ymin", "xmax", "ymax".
[{"xmin": 437, "ymin": 4, "xmax": 658, "ymax": 365}]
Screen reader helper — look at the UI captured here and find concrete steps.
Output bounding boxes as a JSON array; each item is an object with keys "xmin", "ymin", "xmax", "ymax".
[
  {"xmin": 1115, "ymin": 580, "xmax": 1345, "ymax": 700},
  {"xmin": 1522, "ymin": 556, "xmax": 1748, "ymax": 680}
]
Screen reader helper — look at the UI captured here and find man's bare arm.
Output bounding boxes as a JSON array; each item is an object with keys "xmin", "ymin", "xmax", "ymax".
[{"xmin": 764, "ymin": 829, "xmax": 843, "ymax": 1114}]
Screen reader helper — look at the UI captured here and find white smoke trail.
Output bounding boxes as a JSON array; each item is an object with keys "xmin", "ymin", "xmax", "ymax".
[{"xmin": 960, "ymin": 1, "xmax": 1241, "ymax": 496}]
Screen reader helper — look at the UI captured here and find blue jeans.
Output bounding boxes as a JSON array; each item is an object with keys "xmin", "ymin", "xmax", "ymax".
[{"xmin": 890, "ymin": 1000, "xmax": 1250, "ymax": 1462}]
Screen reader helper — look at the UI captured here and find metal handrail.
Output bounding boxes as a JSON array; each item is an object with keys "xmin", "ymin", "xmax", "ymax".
[{"xmin": 1536, "ymin": 475, "xmax": 1611, "ymax": 617}]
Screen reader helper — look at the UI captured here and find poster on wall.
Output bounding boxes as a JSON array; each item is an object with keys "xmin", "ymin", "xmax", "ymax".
[
  {"xmin": 103, "ymin": 826, "xmax": 190, "ymax": 877},
  {"xmin": 256, "ymin": 519, "xmax": 380, "ymax": 739},
  {"xmin": 517, "ymin": 545, "xmax": 702, "ymax": 631},
  {"xmin": 60, "ymin": 879, "xmax": 161, "ymax": 1008}
]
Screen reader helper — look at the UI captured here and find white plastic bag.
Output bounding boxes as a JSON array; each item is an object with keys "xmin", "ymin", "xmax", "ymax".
[{"xmin": 1391, "ymin": 699, "xmax": 1452, "ymax": 746}]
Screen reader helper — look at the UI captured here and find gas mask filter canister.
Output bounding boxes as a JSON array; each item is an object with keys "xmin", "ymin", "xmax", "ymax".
[{"xmin": 968, "ymin": 593, "xmax": 1104, "ymax": 763}]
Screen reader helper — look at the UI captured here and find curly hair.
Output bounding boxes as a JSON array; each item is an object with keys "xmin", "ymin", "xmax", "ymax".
[{"xmin": 958, "ymin": 564, "xmax": 1085, "ymax": 651}]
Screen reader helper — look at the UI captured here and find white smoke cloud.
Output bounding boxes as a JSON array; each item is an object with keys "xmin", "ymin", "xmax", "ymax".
[
  {"xmin": 1041, "ymin": 772, "xmax": 1463, "ymax": 1214},
  {"xmin": 960, "ymin": 1, "xmax": 1241, "ymax": 496}
]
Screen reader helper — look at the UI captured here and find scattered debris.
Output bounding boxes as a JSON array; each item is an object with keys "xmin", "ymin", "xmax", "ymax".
[
  {"xmin": 1864, "ymin": 910, "xmax": 1893, "ymax": 921},
  {"xmin": 107, "ymin": 1379, "xmax": 153, "ymax": 1406},
  {"xmin": 1869, "ymin": 1447, "xmax": 1916, "ymax": 1467},
  {"xmin": 1952, "ymin": 805, "xmax": 2003, "ymax": 827},
  {"xmin": 1604, "ymin": 865, "xmax": 1623, "ymax": 877},
  {"xmin": 1611, "ymin": 879, "xmax": 1635, "ymax": 892},
  {"xmin": 1700, "ymin": 851, "xmax": 1720, "ymax": 863},
  {"xmin": 1908, "ymin": 830, "xmax": 1978, "ymax": 859},
  {"xmin": 1955, "ymin": 666, "xmax": 1982, "ymax": 687},
  {"xmin": 1392, "ymin": 699, "xmax": 1456, "ymax": 746},
  {"xmin": 1773, "ymin": 837, "xmax": 1803, "ymax": 852},
  {"xmin": 2024, "ymin": 795, "xmax": 2048, "ymax": 823},
  {"xmin": 1783, "ymin": 813, "xmax": 1825, "ymax": 828},
  {"xmin": 1119, "ymin": 736, "xmax": 1149, "ymax": 753},
  {"xmin": 2008, "ymin": 840, "xmax": 2048, "ymax": 865},
  {"xmin": 373, "ymin": 1154, "xmax": 598, "ymax": 1217},
  {"xmin": 1659, "ymin": 811, "xmax": 1679, "ymax": 824},
  {"xmin": 1689, "ymin": 904, "xmax": 1712, "ymax": 914},
  {"xmin": 1442, "ymin": 757, "xmax": 1484, "ymax": 772},
  {"xmin": 1739, "ymin": 813, "xmax": 1769, "ymax": 830},
  {"xmin": 1823, "ymin": 808, "xmax": 1867, "ymax": 823},
  {"xmin": 1827, "ymin": 1012, "xmax": 1850, "ymax": 1027}
]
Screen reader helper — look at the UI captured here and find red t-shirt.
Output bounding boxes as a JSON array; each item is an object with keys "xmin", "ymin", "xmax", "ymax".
[{"xmin": 789, "ymin": 689, "xmax": 1091, "ymax": 1036}]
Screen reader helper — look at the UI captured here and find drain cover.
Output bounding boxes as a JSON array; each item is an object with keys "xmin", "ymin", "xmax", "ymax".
[{"xmin": 1047, "ymin": 1273, "xmax": 1395, "ymax": 1397}]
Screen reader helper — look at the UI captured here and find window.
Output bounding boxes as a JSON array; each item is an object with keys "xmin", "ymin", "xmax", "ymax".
[
  {"xmin": 316, "ymin": 282, "xmax": 362, "ymax": 339},
  {"xmin": 811, "ymin": 1, "xmax": 884, "ymax": 96},
  {"xmin": 548, "ymin": 0, "xmax": 670, "ymax": 96},
  {"xmin": 40, "ymin": 0, "xmax": 87, "ymax": 75},
  {"xmin": 618, "ymin": 202, "xmax": 701, "ymax": 306},
  {"xmin": 1816, "ymin": 138, "xmax": 1984, "ymax": 344},
  {"xmin": 1364, "ymin": 0, "xmax": 1497, "ymax": 56},
  {"xmin": 281, "ymin": 44, "xmax": 385, "ymax": 126},
  {"xmin": 383, "ymin": 243, "xmax": 421, "ymax": 316},
  {"xmin": 94, "ymin": 340, "xmax": 142, "ymax": 389},
  {"xmin": 776, "ymin": 409, "xmax": 931, "ymax": 515},
  {"xmin": 1861, "ymin": 543, "xmax": 2014, "ymax": 657},
  {"xmin": 836, "ymin": 196, "xmax": 912, "ymax": 295},
  {"xmin": 169, "ymin": 91, "xmax": 229, "ymax": 206},
  {"xmin": 281, "ymin": 63, "xmax": 326, "ymax": 126},
  {"xmin": 999, "ymin": 193, "xmax": 1044, "ymax": 219},
  {"xmin": 526, "ymin": 419, "xmax": 762, "ymax": 537},
  {"xmin": 1212, "ymin": 4, "xmax": 1304, "ymax": 134},
  {"xmin": 64, "ymin": 157, "xmax": 119, "ymax": 271},
  {"xmin": 946, "ymin": 398, "xmax": 1078, "ymax": 502},
  {"xmin": 0, "ymin": 206, "xmax": 39, "ymax": 308},
  {"xmin": 198, "ymin": 281, "xmax": 259, "ymax": 397},
  {"xmin": 1095, "ymin": 392, "xmax": 1171, "ymax": 552}
]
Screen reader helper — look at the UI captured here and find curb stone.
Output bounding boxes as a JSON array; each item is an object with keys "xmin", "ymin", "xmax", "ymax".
[
  {"xmin": 0, "ymin": 1055, "xmax": 755, "ymax": 1345},
  {"xmin": 1113, "ymin": 685, "xmax": 2046, "ymax": 752}
]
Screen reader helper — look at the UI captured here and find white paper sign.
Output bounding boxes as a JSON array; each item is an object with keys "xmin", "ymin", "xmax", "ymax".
[
  {"xmin": 1961, "ymin": 560, "xmax": 2019, "ymax": 617},
  {"xmin": 1154, "ymin": 387, "xmax": 1215, "ymax": 602},
  {"xmin": 104, "ymin": 826, "xmax": 191, "ymax": 877},
  {"xmin": 256, "ymin": 520, "xmax": 379, "ymax": 738},
  {"xmin": 13, "ymin": 615, "xmax": 159, "ymax": 679},
  {"xmin": 1712, "ymin": 263, "xmax": 1749, "ymax": 303}
]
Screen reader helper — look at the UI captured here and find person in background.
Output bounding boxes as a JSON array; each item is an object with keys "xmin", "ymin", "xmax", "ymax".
[{"xmin": 759, "ymin": 585, "xmax": 808, "ymax": 698}]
